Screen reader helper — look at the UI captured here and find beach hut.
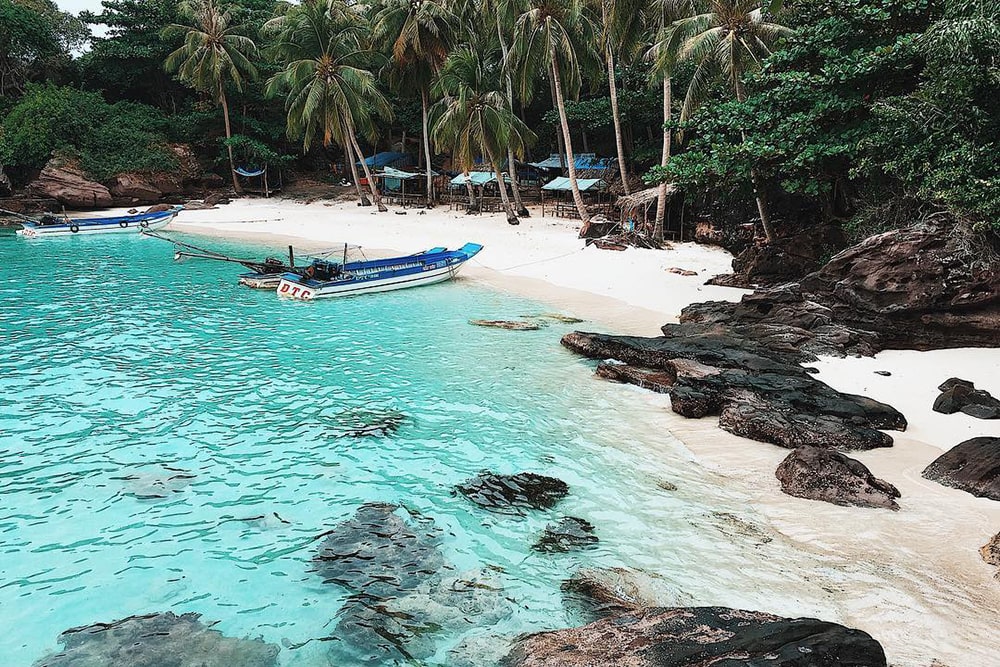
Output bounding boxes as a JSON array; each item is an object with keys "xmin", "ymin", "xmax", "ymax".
[
  {"xmin": 615, "ymin": 185, "xmax": 682, "ymax": 238},
  {"xmin": 370, "ymin": 166, "xmax": 430, "ymax": 207},
  {"xmin": 540, "ymin": 177, "xmax": 608, "ymax": 218},
  {"xmin": 233, "ymin": 165, "xmax": 280, "ymax": 197},
  {"xmin": 448, "ymin": 172, "xmax": 516, "ymax": 212}
]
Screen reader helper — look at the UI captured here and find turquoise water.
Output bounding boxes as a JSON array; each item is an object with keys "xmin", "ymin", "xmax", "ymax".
[{"xmin": 1, "ymin": 231, "xmax": 818, "ymax": 665}]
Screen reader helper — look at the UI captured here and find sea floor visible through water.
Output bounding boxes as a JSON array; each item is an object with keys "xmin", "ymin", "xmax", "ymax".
[{"xmin": 0, "ymin": 230, "xmax": 992, "ymax": 666}]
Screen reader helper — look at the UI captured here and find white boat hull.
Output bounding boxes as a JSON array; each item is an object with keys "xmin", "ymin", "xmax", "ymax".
[
  {"xmin": 16, "ymin": 214, "xmax": 176, "ymax": 238},
  {"xmin": 277, "ymin": 262, "xmax": 465, "ymax": 300}
]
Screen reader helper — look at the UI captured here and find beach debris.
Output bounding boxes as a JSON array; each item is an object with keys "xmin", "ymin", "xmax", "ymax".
[
  {"xmin": 32, "ymin": 612, "xmax": 279, "ymax": 667},
  {"xmin": 666, "ymin": 267, "xmax": 698, "ymax": 276},
  {"xmin": 502, "ymin": 607, "xmax": 889, "ymax": 667},
  {"xmin": 561, "ymin": 567, "xmax": 678, "ymax": 621},
  {"xmin": 932, "ymin": 378, "xmax": 1000, "ymax": 419},
  {"xmin": 469, "ymin": 319, "xmax": 540, "ymax": 331},
  {"xmin": 922, "ymin": 437, "xmax": 1000, "ymax": 501},
  {"xmin": 563, "ymin": 330, "xmax": 905, "ymax": 451},
  {"xmin": 874, "ymin": 370, "xmax": 892, "ymax": 376},
  {"xmin": 454, "ymin": 471, "xmax": 569, "ymax": 514},
  {"xmin": 656, "ymin": 479, "xmax": 678, "ymax": 491},
  {"xmin": 524, "ymin": 313, "xmax": 584, "ymax": 324},
  {"xmin": 775, "ymin": 446, "xmax": 901, "ymax": 510},
  {"xmin": 980, "ymin": 532, "xmax": 1000, "ymax": 567},
  {"xmin": 592, "ymin": 240, "xmax": 627, "ymax": 251},
  {"xmin": 532, "ymin": 517, "xmax": 599, "ymax": 553},
  {"xmin": 709, "ymin": 511, "xmax": 773, "ymax": 545},
  {"xmin": 328, "ymin": 407, "xmax": 406, "ymax": 437},
  {"xmin": 117, "ymin": 465, "xmax": 195, "ymax": 500}
]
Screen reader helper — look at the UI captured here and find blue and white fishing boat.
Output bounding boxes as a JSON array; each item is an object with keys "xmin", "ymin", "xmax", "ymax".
[
  {"xmin": 276, "ymin": 243, "xmax": 483, "ymax": 300},
  {"xmin": 15, "ymin": 206, "xmax": 181, "ymax": 238}
]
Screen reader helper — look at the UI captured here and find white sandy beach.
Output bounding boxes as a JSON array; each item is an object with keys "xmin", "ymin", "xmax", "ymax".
[{"xmin": 164, "ymin": 198, "xmax": 1000, "ymax": 666}]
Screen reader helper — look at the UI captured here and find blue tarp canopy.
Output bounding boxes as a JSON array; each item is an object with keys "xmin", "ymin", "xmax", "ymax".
[
  {"xmin": 529, "ymin": 153, "xmax": 611, "ymax": 171},
  {"xmin": 381, "ymin": 166, "xmax": 420, "ymax": 179},
  {"xmin": 235, "ymin": 167, "xmax": 267, "ymax": 177},
  {"xmin": 542, "ymin": 177, "xmax": 606, "ymax": 192},
  {"xmin": 359, "ymin": 152, "xmax": 412, "ymax": 169},
  {"xmin": 450, "ymin": 172, "xmax": 501, "ymax": 186}
]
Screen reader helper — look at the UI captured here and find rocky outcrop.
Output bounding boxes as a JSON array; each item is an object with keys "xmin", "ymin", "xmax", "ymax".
[
  {"xmin": 33, "ymin": 612, "xmax": 279, "ymax": 667},
  {"xmin": 710, "ymin": 223, "xmax": 846, "ymax": 288},
  {"xmin": 27, "ymin": 158, "xmax": 113, "ymax": 208},
  {"xmin": 562, "ymin": 331, "xmax": 904, "ymax": 451},
  {"xmin": 455, "ymin": 471, "xmax": 569, "ymax": 514},
  {"xmin": 532, "ymin": 517, "xmax": 598, "ymax": 553},
  {"xmin": 922, "ymin": 437, "xmax": 1000, "ymax": 500},
  {"xmin": 502, "ymin": 607, "xmax": 888, "ymax": 667},
  {"xmin": 775, "ymin": 446, "xmax": 901, "ymax": 510},
  {"xmin": 981, "ymin": 532, "xmax": 1000, "ymax": 567},
  {"xmin": 933, "ymin": 378, "xmax": 1000, "ymax": 419}
]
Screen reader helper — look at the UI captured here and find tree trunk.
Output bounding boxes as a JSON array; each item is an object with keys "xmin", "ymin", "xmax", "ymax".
[
  {"xmin": 495, "ymin": 12, "xmax": 529, "ymax": 217},
  {"xmin": 343, "ymin": 131, "xmax": 370, "ymax": 206},
  {"xmin": 548, "ymin": 74, "xmax": 567, "ymax": 175},
  {"xmin": 220, "ymin": 92, "xmax": 242, "ymax": 193},
  {"xmin": 349, "ymin": 125, "xmax": 386, "ymax": 212},
  {"xmin": 735, "ymin": 78, "xmax": 774, "ymax": 243},
  {"xmin": 607, "ymin": 43, "xmax": 630, "ymax": 195},
  {"xmin": 549, "ymin": 57, "xmax": 591, "ymax": 232},
  {"xmin": 489, "ymin": 155, "xmax": 519, "ymax": 225},
  {"xmin": 653, "ymin": 76, "xmax": 672, "ymax": 244},
  {"xmin": 421, "ymin": 89, "xmax": 434, "ymax": 207}
]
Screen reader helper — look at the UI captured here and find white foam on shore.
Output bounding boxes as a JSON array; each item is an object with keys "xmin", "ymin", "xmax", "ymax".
[{"xmin": 159, "ymin": 197, "xmax": 1000, "ymax": 666}]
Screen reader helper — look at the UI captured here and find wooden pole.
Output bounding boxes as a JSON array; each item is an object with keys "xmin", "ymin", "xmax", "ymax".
[{"xmin": 288, "ymin": 245, "xmax": 294, "ymax": 268}]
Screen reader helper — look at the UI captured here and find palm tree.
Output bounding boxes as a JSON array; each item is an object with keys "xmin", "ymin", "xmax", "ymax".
[
  {"xmin": 661, "ymin": 0, "xmax": 792, "ymax": 242},
  {"xmin": 431, "ymin": 46, "xmax": 536, "ymax": 224},
  {"xmin": 510, "ymin": 0, "xmax": 600, "ymax": 233},
  {"xmin": 264, "ymin": 0, "xmax": 391, "ymax": 210},
  {"xmin": 601, "ymin": 0, "xmax": 647, "ymax": 195},
  {"xmin": 164, "ymin": 0, "xmax": 259, "ymax": 193},
  {"xmin": 371, "ymin": 0, "xmax": 459, "ymax": 207}
]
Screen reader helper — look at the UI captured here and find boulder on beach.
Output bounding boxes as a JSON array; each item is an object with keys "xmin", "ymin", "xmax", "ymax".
[
  {"xmin": 32, "ymin": 612, "xmax": 279, "ymax": 667},
  {"xmin": 932, "ymin": 378, "xmax": 1000, "ymax": 419},
  {"xmin": 454, "ymin": 471, "xmax": 569, "ymax": 514},
  {"xmin": 502, "ymin": 606, "xmax": 888, "ymax": 667},
  {"xmin": 922, "ymin": 437, "xmax": 1000, "ymax": 501},
  {"xmin": 775, "ymin": 446, "xmax": 901, "ymax": 510},
  {"xmin": 109, "ymin": 172, "xmax": 164, "ymax": 202},
  {"xmin": 27, "ymin": 157, "xmax": 113, "ymax": 209},
  {"xmin": 981, "ymin": 532, "xmax": 1000, "ymax": 567},
  {"xmin": 532, "ymin": 517, "xmax": 598, "ymax": 553}
]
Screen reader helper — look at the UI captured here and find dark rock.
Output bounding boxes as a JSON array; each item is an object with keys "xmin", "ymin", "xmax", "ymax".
[
  {"xmin": 933, "ymin": 384, "xmax": 973, "ymax": 414},
  {"xmin": 27, "ymin": 157, "xmax": 113, "ymax": 208},
  {"xmin": 455, "ymin": 471, "xmax": 569, "ymax": 514},
  {"xmin": 708, "ymin": 224, "xmax": 846, "ymax": 287},
  {"xmin": 775, "ymin": 446, "xmax": 901, "ymax": 510},
  {"xmin": 562, "ymin": 331, "xmax": 903, "ymax": 451},
  {"xmin": 204, "ymin": 192, "xmax": 231, "ymax": 206},
  {"xmin": 33, "ymin": 612, "xmax": 279, "ymax": 667},
  {"xmin": 932, "ymin": 379, "xmax": 1000, "ymax": 418},
  {"xmin": 312, "ymin": 503, "xmax": 444, "ymax": 594},
  {"xmin": 109, "ymin": 173, "xmax": 163, "ymax": 202},
  {"xmin": 469, "ymin": 319, "xmax": 540, "ymax": 331},
  {"xmin": 939, "ymin": 377, "xmax": 975, "ymax": 392},
  {"xmin": 532, "ymin": 517, "xmax": 598, "ymax": 553},
  {"xmin": 145, "ymin": 203, "xmax": 175, "ymax": 213},
  {"xmin": 667, "ymin": 267, "xmax": 698, "ymax": 276},
  {"xmin": 961, "ymin": 401, "xmax": 1000, "ymax": 419},
  {"xmin": 922, "ymin": 437, "xmax": 1000, "ymax": 500},
  {"xmin": 981, "ymin": 532, "xmax": 1000, "ymax": 566},
  {"xmin": 561, "ymin": 568, "xmax": 674, "ymax": 621},
  {"xmin": 874, "ymin": 370, "xmax": 891, "ymax": 376},
  {"xmin": 501, "ymin": 606, "xmax": 887, "ymax": 667},
  {"xmin": 198, "ymin": 173, "xmax": 226, "ymax": 190}
]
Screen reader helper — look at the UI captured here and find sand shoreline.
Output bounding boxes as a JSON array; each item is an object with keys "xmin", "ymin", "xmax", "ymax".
[{"xmin": 163, "ymin": 197, "xmax": 1000, "ymax": 666}]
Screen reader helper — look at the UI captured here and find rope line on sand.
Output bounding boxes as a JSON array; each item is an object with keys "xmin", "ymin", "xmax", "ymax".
[{"xmin": 480, "ymin": 246, "xmax": 588, "ymax": 272}]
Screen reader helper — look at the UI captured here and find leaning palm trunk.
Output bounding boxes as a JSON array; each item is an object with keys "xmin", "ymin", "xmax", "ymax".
[
  {"xmin": 495, "ymin": 13, "xmax": 529, "ymax": 217},
  {"xmin": 421, "ymin": 90, "xmax": 434, "ymax": 207},
  {"xmin": 342, "ymin": 128, "xmax": 370, "ymax": 206},
  {"xmin": 490, "ymin": 156, "xmax": 519, "ymax": 225},
  {"xmin": 606, "ymin": 44, "xmax": 630, "ymax": 195},
  {"xmin": 735, "ymin": 79, "xmax": 774, "ymax": 243},
  {"xmin": 549, "ymin": 58, "xmax": 591, "ymax": 232},
  {"xmin": 653, "ymin": 76, "xmax": 671, "ymax": 243},
  {"xmin": 220, "ymin": 92, "xmax": 242, "ymax": 193},
  {"xmin": 348, "ymin": 125, "xmax": 386, "ymax": 212}
]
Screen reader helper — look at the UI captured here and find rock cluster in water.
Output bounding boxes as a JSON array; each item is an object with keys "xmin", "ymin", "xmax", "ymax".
[
  {"xmin": 532, "ymin": 517, "xmax": 598, "ymax": 553},
  {"xmin": 922, "ymin": 437, "xmax": 1000, "ymax": 501},
  {"xmin": 455, "ymin": 471, "xmax": 569, "ymax": 514},
  {"xmin": 313, "ymin": 502, "xmax": 510, "ymax": 663},
  {"xmin": 502, "ymin": 606, "xmax": 888, "ymax": 667},
  {"xmin": 776, "ymin": 446, "xmax": 901, "ymax": 510},
  {"xmin": 32, "ymin": 612, "xmax": 279, "ymax": 667},
  {"xmin": 933, "ymin": 378, "xmax": 1000, "ymax": 419},
  {"xmin": 329, "ymin": 408, "xmax": 406, "ymax": 438}
]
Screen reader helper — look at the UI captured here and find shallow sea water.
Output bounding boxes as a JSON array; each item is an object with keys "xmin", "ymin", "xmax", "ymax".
[{"xmin": 0, "ymin": 230, "xmax": 971, "ymax": 666}]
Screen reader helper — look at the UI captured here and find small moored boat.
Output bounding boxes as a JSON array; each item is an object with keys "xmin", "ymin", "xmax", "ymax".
[
  {"xmin": 15, "ymin": 207, "xmax": 182, "ymax": 238},
  {"xmin": 276, "ymin": 243, "xmax": 483, "ymax": 300}
]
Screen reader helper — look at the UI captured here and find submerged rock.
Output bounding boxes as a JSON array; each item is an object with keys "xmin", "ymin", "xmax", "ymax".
[
  {"xmin": 775, "ymin": 446, "xmax": 901, "ymax": 510},
  {"xmin": 932, "ymin": 378, "xmax": 1000, "ymax": 419},
  {"xmin": 455, "ymin": 471, "xmax": 569, "ymax": 514},
  {"xmin": 532, "ymin": 517, "xmax": 598, "ymax": 553},
  {"xmin": 312, "ymin": 503, "xmax": 445, "ymax": 594},
  {"xmin": 329, "ymin": 408, "xmax": 406, "ymax": 437},
  {"xmin": 118, "ymin": 466, "xmax": 195, "ymax": 499},
  {"xmin": 502, "ymin": 606, "xmax": 888, "ymax": 667},
  {"xmin": 922, "ymin": 437, "xmax": 1000, "ymax": 501},
  {"xmin": 448, "ymin": 633, "xmax": 515, "ymax": 667},
  {"xmin": 561, "ymin": 568, "xmax": 676, "ymax": 621},
  {"xmin": 33, "ymin": 611, "xmax": 279, "ymax": 667},
  {"xmin": 469, "ymin": 319, "xmax": 541, "ymax": 331}
]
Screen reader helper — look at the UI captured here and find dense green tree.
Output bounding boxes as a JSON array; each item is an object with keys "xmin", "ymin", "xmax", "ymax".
[{"xmin": 0, "ymin": 0, "xmax": 83, "ymax": 97}]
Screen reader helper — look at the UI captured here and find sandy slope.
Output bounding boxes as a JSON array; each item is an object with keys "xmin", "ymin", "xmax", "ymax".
[{"xmin": 163, "ymin": 198, "xmax": 1000, "ymax": 666}]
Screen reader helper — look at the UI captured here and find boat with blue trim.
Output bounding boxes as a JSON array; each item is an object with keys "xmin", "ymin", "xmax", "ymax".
[
  {"xmin": 276, "ymin": 243, "xmax": 483, "ymax": 300},
  {"xmin": 15, "ymin": 206, "xmax": 181, "ymax": 238}
]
